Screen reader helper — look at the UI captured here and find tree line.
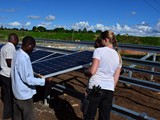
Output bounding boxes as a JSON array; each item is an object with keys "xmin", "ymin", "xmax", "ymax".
[{"xmin": 0, "ymin": 26, "xmax": 102, "ymax": 34}]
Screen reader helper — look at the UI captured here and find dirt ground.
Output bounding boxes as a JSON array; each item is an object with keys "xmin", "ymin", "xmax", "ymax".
[{"xmin": 0, "ymin": 70, "xmax": 160, "ymax": 120}]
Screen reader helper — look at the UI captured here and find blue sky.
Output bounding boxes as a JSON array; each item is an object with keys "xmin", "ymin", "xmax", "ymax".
[{"xmin": 0, "ymin": 0, "xmax": 160, "ymax": 36}]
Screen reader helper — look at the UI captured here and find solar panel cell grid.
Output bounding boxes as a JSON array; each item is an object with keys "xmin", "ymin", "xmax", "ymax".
[
  {"xmin": 32, "ymin": 51, "xmax": 93, "ymax": 77},
  {"xmin": 40, "ymin": 53, "xmax": 64, "ymax": 61},
  {"xmin": 29, "ymin": 50, "xmax": 53, "ymax": 62}
]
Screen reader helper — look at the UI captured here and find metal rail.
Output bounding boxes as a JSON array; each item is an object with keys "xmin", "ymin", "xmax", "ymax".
[
  {"xmin": 118, "ymin": 43, "xmax": 160, "ymax": 53},
  {"xmin": 119, "ymin": 76, "xmax": 160, "ymax": 92},
  {"xmin": 122, "ymin": 66, "xmax": 160, "ymax": 77},
  {"xmin": 35, "ymin": 39, "xmax": 160, "ymax": 53},
  {"xmin": 35, "ymin": 45, "xmax": 76, "ymax": 54},
  {"xmin": 122, "ymin": 57, "xmax": 160, "ymax": 68},
  {"xmin": 112, "ymin": 104, "xmax": 156, "ymax": 120},
  {"xmin": 36, "ymin": 39, "xmax": 93, "ymax": 46}
]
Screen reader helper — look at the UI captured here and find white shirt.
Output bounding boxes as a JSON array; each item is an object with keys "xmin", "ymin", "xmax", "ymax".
[
  {"xmin": 0, "ymin": 42, "xmax": 16, "ymax": 77},
  {"xmin": 11, "ymin": 48, "xmax": 45, "ymax": 100},
  {"xmin": 88, "ymin": 47, "xmax": 121, "ymax": 91}
]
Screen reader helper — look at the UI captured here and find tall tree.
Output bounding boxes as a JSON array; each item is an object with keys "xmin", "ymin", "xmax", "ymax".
[
  {"xmin": 32, "ymin": 26, "xmax": 37, "ymax": 31},
  {"xmin": 96, "ymin": 30, "xmax": 102, "ymax": 34},
  {"xmin": 53, "ymin": 27, "xmax": 65, "ymax": 32},
  {"xmin": 37, "ymin": 26, "xmax": 46, "ymax": 32},
  {"xmin": 82, "ymin": 28, "xmax": 87, "ymax": 33},
  {"xmin": 0, "ymin": 26, "xmax": 4, "ymax": 30}
]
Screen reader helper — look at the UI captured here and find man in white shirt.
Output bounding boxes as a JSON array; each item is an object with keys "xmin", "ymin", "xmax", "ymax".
[
  {"xmin": 11, "ymin": 36, "xmax": 51, "ymax": 120},
  {"xmin": 0, "ymin": 33, "xmax": 19, "ymax": 119}
]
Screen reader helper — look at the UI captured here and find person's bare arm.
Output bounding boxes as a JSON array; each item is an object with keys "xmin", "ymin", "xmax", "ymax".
[
  {"xmin": 89, "ymin": 58, "xmax": 99, "ymax": 75},
  {"xmin": 84, "ymin": 58, "xmax": 99, "ymax": 77},
  {"xmin": 6, "ymin": 59, "xmax": 12, "ymax": 68},
  {"xmin": 114, "ymin": 67, "xmax": 121, "ymax": 88}
]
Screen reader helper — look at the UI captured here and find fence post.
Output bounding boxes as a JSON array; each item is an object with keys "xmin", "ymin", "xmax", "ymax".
[{"xmin": 150, "ymin": 53, "xmax": 157, "ymax": 81}]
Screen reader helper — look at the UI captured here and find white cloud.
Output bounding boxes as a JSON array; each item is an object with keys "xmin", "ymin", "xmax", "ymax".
[
  {"xmin": 1, "ymin": 21, "xmax": 30, "ymax": 28},
  {"xmin": 72, "ymin": 21, "xmax": 89, "ymax": 30},
  {"xmin": 8, "ymin": 21, "xmax": 21, "ymax": 27},
  {"xmin": 123, "ymin": 25, "xmax": 131, "ymax": 32},
  {"xmin": 27, "ymin": 15, "xmax": 40, "ymax": 19},
  {"xmin": 154, "ymin": 19, "xmax": 160, "ymax": 32},
  {"xmin": 133, "ymin": 22, "xmax": 152, "ymax": 36},
  {"xmin": 45, "ymin": 15, "xmax": 55, "ymax": 21},
  {"xmin": 87, "ymin": 25, "xmax": 94, "ymax": 31},
  {"xmin": 24, "ymin": 22, "xmax": 31, "ymax": 26},
  {"xmin": 54, "ymin": 25, "xmax": 66, "ymax": 29},
  {"xmin": 71, "ymin": 20, "xmax": 160, "ymax": 36},
  {"xmin": 131, "ymin": 11, "xmax": 136, "ymax": 15},
  {"xmin": 115, "ymin": 23, "xmax": 122, "ymax": 31},
  {"xmin": 94, "ymin": 24, "xmax": 105, "ymax": 31},
  {"xmin": 0, "ymin": 8, "xmax": 16, "ymax": 12},
  {"xmin": 38, "ymin": 22, "xmax": 52, "ymax": 28},
  {"xmin": 111, "ymin": 22, "xmax": 152, "ymax": 36}
]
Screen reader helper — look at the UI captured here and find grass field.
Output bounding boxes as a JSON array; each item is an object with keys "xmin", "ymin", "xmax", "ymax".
[{"xmin": 1, "ymin": 29, "xmax": 160, "ymax": 46}]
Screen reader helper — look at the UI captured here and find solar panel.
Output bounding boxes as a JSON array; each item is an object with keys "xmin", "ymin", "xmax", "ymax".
[
  {"xmin": 39, "ymin": 53, "xmax": 64, "ymax": 61},
  {"xmin": 0, "ymin": 44, "xmax": 65, "ymax": 63},
  {"xmin": 32, "ymin": 50, "xmax": 93, "ymax": 78},
  {"xmin": 29, "ymin": 50, "xmax": 53, "ymax": 62},
  {"xmin": 0, "ymin": 44, "xmax": 3, "ymax": 49}
]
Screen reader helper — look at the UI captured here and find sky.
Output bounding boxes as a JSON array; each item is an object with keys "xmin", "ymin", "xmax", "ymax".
[{"xmin": 0, "ymin": 0, "xmax": 160, "ymax": 36}]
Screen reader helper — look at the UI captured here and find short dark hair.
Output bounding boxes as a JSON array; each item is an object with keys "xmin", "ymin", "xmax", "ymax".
[
  {"xmin": 22, "ymin": 36, "xmax": 36, "ymax": 47},
  {"xmin": 8, "ymin": 33, "xmax": 19, "ymax": 42}
]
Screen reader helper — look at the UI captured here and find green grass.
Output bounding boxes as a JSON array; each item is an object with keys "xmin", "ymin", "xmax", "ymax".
[{"xmin": 1, "ymin": 30, "xmax": 160, "ymax": 46}]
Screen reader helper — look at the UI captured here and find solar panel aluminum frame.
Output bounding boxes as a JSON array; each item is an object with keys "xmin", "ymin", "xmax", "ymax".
[
  {"xmin": 31, "ymin": 52, "xmax": 63, "ymax": 64},
  {"xmin": 32, "ymin": 52, "xmax": 67, "ymax": 64},
  {"xmin": 42, "ymin": 63, "xmax": 91, "ymax": 78},
  {"xmin": 29, "ymin": 49, "xmax": 54, "ymax": 62}
]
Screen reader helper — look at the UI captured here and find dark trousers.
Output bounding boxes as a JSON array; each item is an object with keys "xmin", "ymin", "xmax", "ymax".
[
  {"xmin": 13, "ymin": 98, "xmax": 34, "ymax": 120},
  {"xmin": 84, "ymin": 89, "xmax": 114, "ymax": 120},
  {"xmin": 0, "ymin": 75, "xmax": 13, "ymax": 119}
]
